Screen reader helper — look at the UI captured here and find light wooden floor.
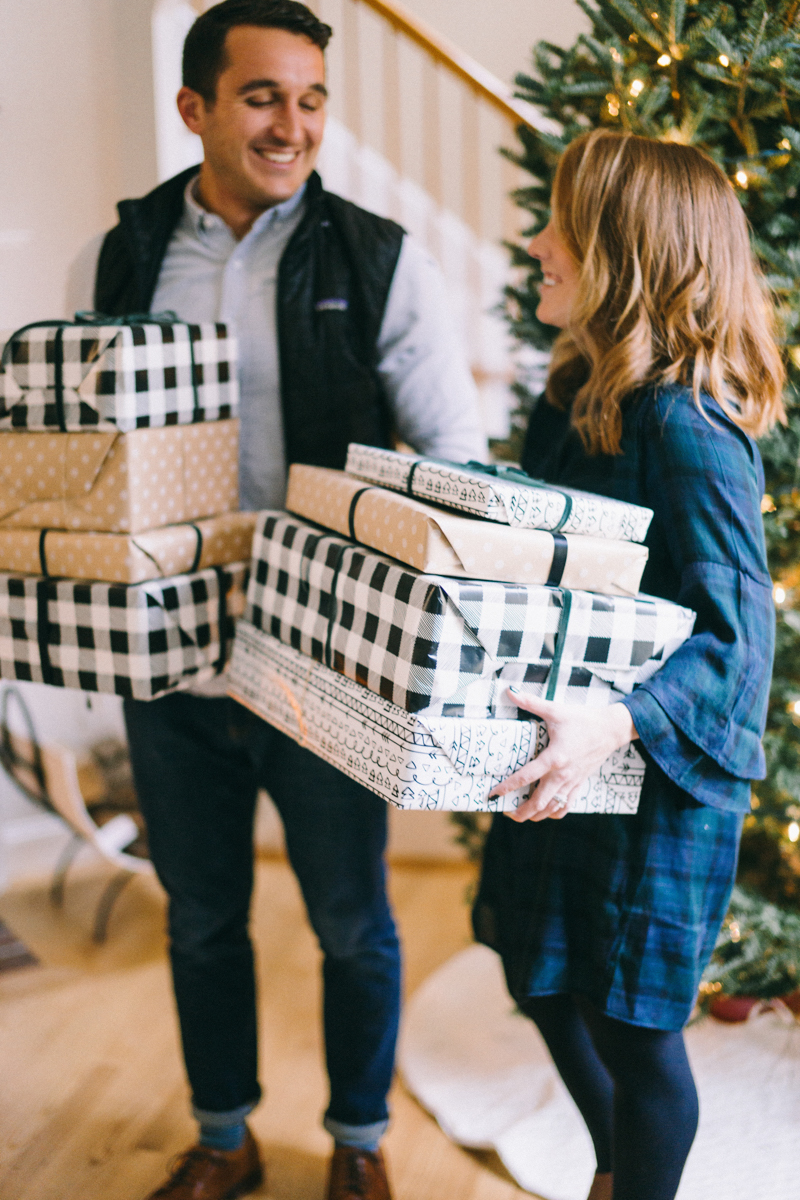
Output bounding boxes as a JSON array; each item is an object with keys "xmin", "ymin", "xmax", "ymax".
[{"xmin": 0, "ymin": 856, "xmax": 536, "ymax": 1200}]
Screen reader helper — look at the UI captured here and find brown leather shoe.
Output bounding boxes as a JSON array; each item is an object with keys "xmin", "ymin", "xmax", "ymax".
[
  {"xmin": 326, "ymin": 1146, "xmax": 393, "ymax": 1200},
  {"xmin": 144, "ymin": 1129, "xmax": 263, "ymax": 1199}
]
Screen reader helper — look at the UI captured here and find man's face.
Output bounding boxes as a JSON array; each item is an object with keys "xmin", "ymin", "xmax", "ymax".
[{"xmin": 180, "ymin": 25, "xmax": 327, "ymax": 211}]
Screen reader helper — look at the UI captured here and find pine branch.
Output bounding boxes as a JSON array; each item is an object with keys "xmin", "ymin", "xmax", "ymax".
[
  {"xmin": 609, "ymin": 0, "xmax": 666, "ymax": 51},
  {"xmin": 668, "ymin": 0, "xmax": 687, "ymax": 46},
  {"xmin": 736, "ymin": 8, "xmax": 769, "ymax": 123}
]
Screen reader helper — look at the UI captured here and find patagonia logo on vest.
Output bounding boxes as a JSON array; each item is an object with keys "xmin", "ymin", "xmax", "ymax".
[{"xmin": 315, "ymin": 298, "xmax": 349, "ymax": 312}]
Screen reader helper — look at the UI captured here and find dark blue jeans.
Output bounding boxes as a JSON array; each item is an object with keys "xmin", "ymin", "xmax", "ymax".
[{"xmin": 123, "ymin": 692, "xmax": 401, "ymax": 1143}]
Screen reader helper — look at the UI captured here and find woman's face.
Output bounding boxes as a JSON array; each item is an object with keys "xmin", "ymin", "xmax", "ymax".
[{"xmin": 527, "ymin": 219, "xmax": 580, "ymax": 329}]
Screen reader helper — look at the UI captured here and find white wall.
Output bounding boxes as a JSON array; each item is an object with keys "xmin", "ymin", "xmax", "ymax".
[
  {"xmin": 152, "ymin": 0, "xmax": 205, "ymax": 181},
  {"xmin": 0, "ymin": 0, "xmax": 159, "ymax": 329}
]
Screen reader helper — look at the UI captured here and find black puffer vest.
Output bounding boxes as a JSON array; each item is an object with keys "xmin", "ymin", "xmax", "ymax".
[{"xmin": 95, "ymin": 167, "xmax": 405, "ymax": 468}]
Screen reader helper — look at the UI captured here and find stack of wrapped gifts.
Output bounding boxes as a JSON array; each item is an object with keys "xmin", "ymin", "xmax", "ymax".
[
  {"xmin": 0, "ymin": 317, "xmax": 254, "ymax": 699},
  {"xmin": 228, "ymin": 444, "xmax": 697, "ymax": 816}
]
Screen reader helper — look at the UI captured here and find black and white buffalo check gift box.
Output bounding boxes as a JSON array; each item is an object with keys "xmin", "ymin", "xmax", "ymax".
[
  {"xmin": 0, "ymin": 319, "xmax": 238, "ymax": 431},
  {"xmin": 247, "ymin": 514, "xmax": 695, "ymax": 719},
  {"xmin": 0, "ymin": 562, "xmax": 248, "ymax": 699}
]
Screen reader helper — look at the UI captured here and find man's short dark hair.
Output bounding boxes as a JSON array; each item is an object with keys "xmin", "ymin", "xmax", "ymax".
[{"xmin": 183, "ymin": 0, "xmax": 333, "ymax": 103}]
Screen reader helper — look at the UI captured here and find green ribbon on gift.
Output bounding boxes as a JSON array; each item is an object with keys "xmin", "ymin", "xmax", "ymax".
[
  {"xmin": 464, "ymin": 460, "xmax": 542, "ymax": 483},
  {"xmin": 1, "ymin": 311, "xmax": 200, "ymax": 432},
  {"xmin": 403, "ymin": 454, "xmax": 574, "ymax": 533},
  {"xmin": 73, "ymin": 310, "xmax": 179, "ymax": 325}
]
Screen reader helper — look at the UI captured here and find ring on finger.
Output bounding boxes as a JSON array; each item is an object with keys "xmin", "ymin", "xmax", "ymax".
[{"xmin": 551, "ymin": 793, "xmax": 569, "ymax": 810}]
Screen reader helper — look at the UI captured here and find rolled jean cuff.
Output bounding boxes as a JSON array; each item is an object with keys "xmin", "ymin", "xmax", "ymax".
[
  {"xmin": 323, "ymin": 1116, "xmax": 389, "ymax": 1148},
  {"xmin": 192, "ymin": 1099, "xmax": 259, "ymax": 1128}
]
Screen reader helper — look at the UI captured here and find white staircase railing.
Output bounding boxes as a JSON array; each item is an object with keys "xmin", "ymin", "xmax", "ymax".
[{"xmin": 310, "ymin": 0, "xmax": 550, "ymax": 439}]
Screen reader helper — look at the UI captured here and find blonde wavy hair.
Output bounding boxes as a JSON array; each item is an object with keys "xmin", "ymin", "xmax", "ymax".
[{"xmin": 545, "ymin": 129, "xmax": 786, "ymax": 455}]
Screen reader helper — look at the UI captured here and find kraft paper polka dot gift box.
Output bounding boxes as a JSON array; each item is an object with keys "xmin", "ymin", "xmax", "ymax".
[
  {"xmin": 285, "ymin": 464, "xmax": 648, "ymax": 596},
  {"xmin": 0, "ymin": 421, "xmax": 239, "ymax": 534},
  {"xmin": 0, "ymin": 512, "xmax": 256, "ymax": 585}
]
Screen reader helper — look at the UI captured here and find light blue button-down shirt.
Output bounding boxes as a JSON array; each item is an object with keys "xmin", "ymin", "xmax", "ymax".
[
  {"xmin": 151, "ymin": 182, "xmax": 306, "ymax": 510},
  {"xmin": 71, "ymin": 178, "xmax": 487, "ymax": 511}
]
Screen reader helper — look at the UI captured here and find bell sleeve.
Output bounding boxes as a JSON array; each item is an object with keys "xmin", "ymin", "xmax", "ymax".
[{"xmin": 621, "ymin": 389, "xmax": 775, "ymax": 809}]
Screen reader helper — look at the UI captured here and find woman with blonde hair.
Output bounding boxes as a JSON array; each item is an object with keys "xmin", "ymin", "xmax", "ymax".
[{"xmin": 475, "ymin": 129, "xmax": 784, "ymax": 1200}]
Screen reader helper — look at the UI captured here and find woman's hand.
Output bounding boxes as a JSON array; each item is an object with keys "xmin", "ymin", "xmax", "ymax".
[{"xmin": 489, "ymin": 689, "xmax": 639, "ymax": 822}]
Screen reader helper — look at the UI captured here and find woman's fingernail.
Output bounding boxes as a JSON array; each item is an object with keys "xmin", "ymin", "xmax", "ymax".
[{"xmin": 509, "ymin": 685, "xmax": 520, "ymax": 694}]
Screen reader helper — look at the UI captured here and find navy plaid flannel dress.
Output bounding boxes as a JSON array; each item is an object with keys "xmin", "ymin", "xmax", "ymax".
[{"xmin": 473, "ymin": 385, "xmax": 774, "ymax": 1031}]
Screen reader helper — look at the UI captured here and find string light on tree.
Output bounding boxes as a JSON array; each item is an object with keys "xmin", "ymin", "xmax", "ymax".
[{"xmin": 697, "ymin": 888, "xmax": 800, "ymax": 1009}]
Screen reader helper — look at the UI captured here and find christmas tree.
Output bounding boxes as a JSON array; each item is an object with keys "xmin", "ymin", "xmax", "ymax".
[{"xmin": 498, "ymin": 0, "xmax": 800, "ymax": 912}]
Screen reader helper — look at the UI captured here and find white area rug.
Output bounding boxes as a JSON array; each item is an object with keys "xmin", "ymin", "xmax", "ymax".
[{"xmin": 398, "ymin": 945, "xmax": 800, "ymax": 1200}]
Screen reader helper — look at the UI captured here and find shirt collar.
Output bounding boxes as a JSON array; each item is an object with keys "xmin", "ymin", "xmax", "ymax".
[{"xmin": 183, "ymin": 174, "xmax": 307, "ymax": 239}]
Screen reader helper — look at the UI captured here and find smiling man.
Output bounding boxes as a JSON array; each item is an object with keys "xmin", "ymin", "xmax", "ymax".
[
  {"xmin": 75, "ymin": 2, "xmax": 485, "ymax": 1199},
  {"xmin": 177, "ymin": 21, "xmax": 327, "ymax": 234}
]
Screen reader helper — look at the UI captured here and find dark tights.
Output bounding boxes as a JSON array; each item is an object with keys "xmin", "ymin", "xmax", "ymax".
[{"xmin": 521, "ymin": 994, "xmax": 698, "ymax": 1200}]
